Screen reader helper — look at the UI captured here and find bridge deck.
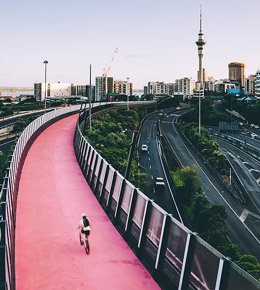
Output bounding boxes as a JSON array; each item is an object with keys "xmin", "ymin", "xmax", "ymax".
[{"xmin": 15, "ymin": 115, "xmax": 160, "ymax": 290}]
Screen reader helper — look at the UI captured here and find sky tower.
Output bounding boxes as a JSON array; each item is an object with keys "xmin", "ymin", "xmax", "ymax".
[{"xmin": 196, "ymin": 7, "xmax": 206, "ymax": 83}]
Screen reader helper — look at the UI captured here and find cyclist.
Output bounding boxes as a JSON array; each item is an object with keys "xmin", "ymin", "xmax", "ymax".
[{"xmin": 79, "ymin": 213, "xmax": 91, "ymax": 244}]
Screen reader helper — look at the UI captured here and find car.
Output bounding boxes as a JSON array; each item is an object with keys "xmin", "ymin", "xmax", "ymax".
[
  {"xmin": 154, "ymin": 177, "xmax": 165, "ymax": 192},
  {"xmin": 176, "ymin": 106, "xmax": 181, "ymax": 110},
  {"xmin": 255, "ymin": 125, "xmax": 259, "ymax": 129},
  {"xmin": 141, "ymin": 144, "xmax": 148, "ymax": 152}
]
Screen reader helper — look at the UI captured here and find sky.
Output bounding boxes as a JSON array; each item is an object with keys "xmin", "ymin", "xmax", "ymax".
[{"xmin": 1, "ymin": 0, "xmax": 259, "ymax": 89}]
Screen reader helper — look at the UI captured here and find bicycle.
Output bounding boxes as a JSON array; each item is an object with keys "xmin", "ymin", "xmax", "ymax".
[{"xmin": 80, "ymin": 232, "xmax": 90, "ymax": 255}]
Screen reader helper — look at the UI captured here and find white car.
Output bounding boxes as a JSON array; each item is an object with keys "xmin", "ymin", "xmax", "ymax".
[
  {"xmin": 141, "ymin": 144, "xmax": 148, "ymax": 152},
  {"xmin": 255, "ymin": 125, "xmax": 259, "ymax": 129},
  {"xmin": 154, "ymin": 177, "xmax": 165, "ymax": 192}
]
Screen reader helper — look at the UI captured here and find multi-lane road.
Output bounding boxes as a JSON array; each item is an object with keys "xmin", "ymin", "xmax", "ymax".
[
  {"xmin": 138, "ymin": 112, "xmax": 183, "ymax": 222},
  {"xmin": 139, "ymin": 109, "xmax": 260, "ymax": 261}
]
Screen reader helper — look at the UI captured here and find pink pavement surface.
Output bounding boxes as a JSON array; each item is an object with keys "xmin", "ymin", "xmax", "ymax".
[{"xmin": 15, "ymin": 115, "xmax": 161, "ymax": 290}]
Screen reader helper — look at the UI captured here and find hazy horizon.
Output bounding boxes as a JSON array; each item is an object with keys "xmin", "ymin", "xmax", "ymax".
[{"xmin": 1, "ymin": 0, "xmax": 259, "ymax": 89}]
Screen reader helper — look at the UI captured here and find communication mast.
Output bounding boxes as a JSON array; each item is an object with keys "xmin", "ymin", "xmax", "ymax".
[{"xmin": 103, "ymin": 48, "xmax": 118, "ymax": 98}]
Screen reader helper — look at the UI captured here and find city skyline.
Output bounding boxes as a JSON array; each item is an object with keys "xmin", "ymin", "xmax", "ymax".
[{"xmin": 1, "ymin": 0, "xmax": 259, "ymax": 89}]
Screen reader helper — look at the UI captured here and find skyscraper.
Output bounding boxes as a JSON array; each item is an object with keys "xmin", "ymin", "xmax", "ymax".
[
  {"xmin": 195, "ymin": 8, "xmax": 206, "ymax": 83},
  {"xmin": 228, "ymin": 62, "xmax": 245, "ymax": 88}
]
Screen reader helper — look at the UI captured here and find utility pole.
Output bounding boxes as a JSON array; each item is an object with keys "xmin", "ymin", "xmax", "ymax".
[
  {"xmin": 43, "ymin": 60, "xmax": 48, "ymax": 114},
  {"xmin": 89, "ymin": 64, "xmax": 92, "ymax": 130},
  {"xmin": 127, "ymin": 77, "xmax": 130, "ymax": 110}
]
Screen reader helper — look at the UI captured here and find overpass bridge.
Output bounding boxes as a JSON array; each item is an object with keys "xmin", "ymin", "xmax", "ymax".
[{"xmin": 0, "ymin": 103, "xmax": 259, "ymax": 290}]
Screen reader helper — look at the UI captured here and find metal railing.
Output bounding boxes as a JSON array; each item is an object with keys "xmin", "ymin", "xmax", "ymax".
[
  {"xmin": 0, "ymin": 101, "xmax": 259, "ymax": 290},
  {"xmin": 0, "ymin": 100, "xmax": 157, "ymax": 290},
  {"xmin": 0, "ymin": 105, "xmax": 81, "ymax": 290},
  {"xmin": 74, "ymin": 113, "xmax": 260, "ymax": 290}
]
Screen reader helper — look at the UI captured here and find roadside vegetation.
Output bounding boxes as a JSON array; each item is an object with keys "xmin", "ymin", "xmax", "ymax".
[
  {"xmin": 182, "ymin": 97, "xmax": 229, "ymax": 126},
  {"xmin": 12, "ymin": 116, "xmax": 38, "ymax": 133},
  {"xmin": 171, "ymin": 165, "xmax": 260, "ymax": 281},
  {"xmin": 0, "ymin": 151, "xmax": 8, "ymax": 182},
  {"xmin": 83, "ymin": 108, "xmax": 147, "ymax": 190},
  {"xmin": 0, "ymin": 98, "xmax": 41, "ymax": 117},
  {"xmin": 178, "ymin": 121, "xmax": 228, "ymax": 175},
  {"xmin": 223, "ymin": 95, "xmax": 260, "ymax": 126}
]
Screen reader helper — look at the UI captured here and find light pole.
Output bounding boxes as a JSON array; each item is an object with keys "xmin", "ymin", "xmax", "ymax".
[
  {"xmin": 43, "ymin": 60, "xmax": 48, "ymax": 114},
  {"xmin": 127, "ymin": 77, "xmax": 129, "ymax": 110},
  {"xmin": 89, "ymin": 64, "xmax": 92, "ymax": 130}
]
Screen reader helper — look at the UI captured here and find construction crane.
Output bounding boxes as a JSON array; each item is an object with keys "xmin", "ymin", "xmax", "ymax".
[{"xmin": 103, "ymin": 48, "xmax": 118, "ymax": 98}]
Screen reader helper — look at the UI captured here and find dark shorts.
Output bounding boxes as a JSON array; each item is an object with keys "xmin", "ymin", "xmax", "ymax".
[{"xmin": 81, "ymin": 230, "xmax": 90, "ymax": 237}]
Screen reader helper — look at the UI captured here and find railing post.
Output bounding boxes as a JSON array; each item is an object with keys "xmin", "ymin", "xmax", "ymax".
[
  {"xmin": 215, "ymin": 257, "xmax": 231, "ymax": 290},
  {"xmin": 86, "ymin": 150, "xmax": 95, "ymax": 181},
  {"xmin": 82, "ymin": 144, "xmax": 90, "ymax": 174},
  {"xmin": 178, "ymin": 232, "xmax": 197, "ymax": 290},
  {"xmin": 114, "ymin": 179, "xmax": 126, "ymax": 222},
  {"xmin": 99, "ymin": 165, "xmax": 109, "ymax": 204},
  {"xmin": 106, "ymin": 171, "xmax": 117, "ymax": 208},
  {"xmin": 124, "ymin": 189, "xmax": 137, "ymax": 235},
  {"xmin": 90, "ymin": 154, "xmax": 99, "ymax": 189},
  {"xmin": 94, "ymin": 159, "xmax": 103, "ymax": 195},
  {"xmin": 83, "ymin": 147, "xmax": 92, "ymax": 177},
  {"xmin": 155, "ymin": 214, "xmax": 172, "ymax": 273},
  {"xmin": 137, "ymin": 199, "xmax": 153, "ymax": 255},
  {"xmin": 79, "ymin": 140, "xmax": 87, "ymax": 168}
]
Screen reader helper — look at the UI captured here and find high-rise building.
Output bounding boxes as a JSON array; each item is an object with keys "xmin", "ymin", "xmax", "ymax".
[
  {"xmin": 34, "ymin": 82, "xmax": 72, "ymax": 101},
  {"xmin": 195, "ymin": 8, "xmax": 206, "ymax": 83},
  {"xmin": 255, "ymin": 70, "xmax": 260, "ymax": 99},
  {"xmin": 175, "ymin": 77, "xmax": 195, "ymax": 99},
  {"xmin": 245, "ymin": 75, "xmax": 255, "ymax": 96},
  {"xmin": 147, "ymin": 82, "xmax": 167, "ymax": 95},
  {"xmin": 95, "ymin": 76, "xmax": 113, "ymax": 101},
  {"xmin": 228, "ymin": 62, "xmax": 245, "ymax": 88},
  {"xmin": 113, "ymin": 80, "xmax": 133, "ymax": 96}
]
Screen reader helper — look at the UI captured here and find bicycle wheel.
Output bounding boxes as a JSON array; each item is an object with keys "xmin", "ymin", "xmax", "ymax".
[
  {"xmin": 79, "ymin": 233, "xmax": 83, "ymax": 245},
  {"xmin": 84, "ymin": 239, "xmax": 90, "ymax": 255}
]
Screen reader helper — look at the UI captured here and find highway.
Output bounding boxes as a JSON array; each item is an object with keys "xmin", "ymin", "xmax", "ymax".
[
  {"xmin": 217, "ymin": 138, "xmax": 260, "ymax": 213},
  {"xmin": 138, "ymin": 112, "xmax": 183, "ymax": 222},
  {"xmin": 160, "ymin": 110, "xmax": 260, "ymax": 261},
  {"xmin": 0, "ymin": 138, "xmax": 16, "ymax": 156}
]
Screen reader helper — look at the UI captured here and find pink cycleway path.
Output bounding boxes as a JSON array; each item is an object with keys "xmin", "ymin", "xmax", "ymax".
[{"xmin": 15, "ymin": 115, "xmax": 160, "ymax": 290}]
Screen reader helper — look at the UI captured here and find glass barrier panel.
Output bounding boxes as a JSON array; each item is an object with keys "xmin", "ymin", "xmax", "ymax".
[
  {"xmin": 99, "ymin": 160, "xmax": 108, "ymax": 184},
  {"xmin": 121, "ymin": 181, "xmax": 134, "ymax": 214},
  {"xmin": 105, "ymin": 167, "xmax": 115, "ymax": 192},
  {"xmin": 132, "ymin": 191, "xmax": 147, "ymax": 228},
  {"xmin": 83, "ymin": 145, "xmax": 90, "ymax": 171},
  {"xmin": 92, "ymin": 155, "xmax": 102, "ymax": 190},
  {"xmin": 189, "ymin": 236, "xmax": 222, "ymax": 290},
  {"xmin": 90, "ymin": 151, "xmax": 97, "ymax": 171},
  {"xmin": 85, "ymin": 147, "xmax": 93, "ymax": 174},
  {"xmin": 112, "ymin": 174, "xmax": 123, "ymax": 202},
  {"xmin": 94, "ymin": 155, "xmax": 102, "ymax": 176},
  {"xmin": 226, "ymin": 261, "xmax": 260, "ymax": 290},
  {"xmin": 165, "ymin": 221, "xmax": 189, "ymax": 273},
  {"xmin": 146, "ymin": 206, "xmax": 164, "ymax": 247}
]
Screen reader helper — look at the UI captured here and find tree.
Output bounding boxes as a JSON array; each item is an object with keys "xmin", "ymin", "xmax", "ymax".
[{"xmin": 172, "ymin": 165, "xmax": 201, "ymax": 206}]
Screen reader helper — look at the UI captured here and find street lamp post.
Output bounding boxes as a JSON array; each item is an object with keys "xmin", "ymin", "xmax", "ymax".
[
  {"xmin": 127, "ymin": 77, "xmax": 129, "ymax": 110},
  {"xmin": 89, "ymin": 64, "xmax": 92, "ymax": 130},
  {"xmin": 43, "ymin": 60, "xmax": 48, "ymax": 114}
]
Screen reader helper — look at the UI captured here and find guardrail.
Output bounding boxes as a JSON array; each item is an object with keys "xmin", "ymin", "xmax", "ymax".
[
  {"xmin": 74, "ymin": 112, "xmax": 260, "ymax": 290},
  {"xmin": 0, "ymin": 105, "xmax": 81, "ymax": 290},
  {"xmin": 0, "ymin": 101, "xmax": 259, "ymax": 290},
  {"xmin": 215, "ymin": 133, "xmax": 260, "ymax": 161},
  {"xmin": 0, "ymin": 100, "xmax": 157, "ymax": 290}
]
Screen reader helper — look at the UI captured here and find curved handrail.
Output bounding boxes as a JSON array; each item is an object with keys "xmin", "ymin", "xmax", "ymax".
[{"xmin": 0, "ymin": 105, "xmax": 81, "ymax": 290}]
